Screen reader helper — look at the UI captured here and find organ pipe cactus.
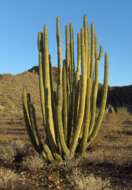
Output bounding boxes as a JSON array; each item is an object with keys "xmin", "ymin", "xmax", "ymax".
[{"xmin": 23, "ymin": 16, "xmax": 108, "ymax": 161}]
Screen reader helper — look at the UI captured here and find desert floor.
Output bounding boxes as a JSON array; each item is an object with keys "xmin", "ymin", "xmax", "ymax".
[{"xmin": 0, "ymin": 109, "xmax": 132, "ymax": 190}]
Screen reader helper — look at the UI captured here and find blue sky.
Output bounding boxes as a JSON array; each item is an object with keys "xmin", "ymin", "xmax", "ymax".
[{"xmin": 1, "ymin": 0, "xmax": 132, "ymax": 86}]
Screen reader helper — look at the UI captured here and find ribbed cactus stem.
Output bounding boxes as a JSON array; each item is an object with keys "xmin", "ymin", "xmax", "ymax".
[
  {"xmin": 70, "ymin": 27, "xmax": 87, "ymax": 156},
  {"xmin": 80, "ymin": 20, "xmax": 91, "ymax": 151},
  {"xmin": 39, "ymin": 51, "xmax": 46, "ymax": 125},
  {"xmin": 83, "ymin": 16, "xmax": 88, "ymax": 74},
  {"xmin": 81, "ymin": 18, "xmax": 91, "ymax": 152},
  {"xmin": 89, "ymin": 51, "xmax": 99, "ymax": 137},
  {"xmin": 43, "ymin": 26, "xmax": 57, "ymax": 148},
  {"xmin": 74, "ymin": 32, "xmax": 81, "ymax": 124},
  {"xmin": 24, "ymin": 93, "xmax": 41, "ymax": 147},
  {"xmin": 76, "ymin": 32, "xmax": 81, "ymax": 83},
  {"xmin": 49, "ymin": 55, "xmax": 53, "ymax": 99},
  {"xmin": 23, "ymin": 90, "xmax": 51, "ymax": 160},
  {"xmin": 23, "ymin": 91, "xmax": 36, "ymax": 147},
  {"xmin": 90, "ymin": 23, "xmax": 95, "ymax": 83},
  {"xmin": 98, "ymin": 46, "xmax": 103, "ymax": 61},
  {"xmin": 56, "ymin": 17, "xmax": 70, "ymax": 156},
  {"xmin": 69, "ymin": 23, "xmax": 74, "ymax": 70},
  {"xmin": 38, "ymin": 32, "xmax": 43, "ymax": 51},
  {"xmin": 87, "ymin": 53, "xmax": 108, "ymax": 147},
  {"xmin": 65, "ymin": 24, "xmax": 70, "ymax": 72},
  {"xmin": 49, "ymin": 54, "xmax": 60, "ymax": 151},
  {"xmin": 65, "ymin": 24, "xmax": 70, "ymax": 114},
  {"xmin": 38, "ymin": 32, "xmax": 46, "ymax": 127},
  {"xmin": 66, "ymin": 23, "xmax": 75, "ymax": 146},
  {"xmin": 43, "ymin": 144, "xmax": 54, "ymax": 161},
  {"xmin": 81, "ymin": 77, "xmax": 91, "ymax": 154},
  {"xmin": 69, "ymin": 23, "xmax": 75, "ymax": 87},
  {"xmin": 87, "ymin": 27, "xmax": 90, "ymax": 77},
  {"xmin": 63, "ymin": 62, "xmax": 68, "ymax": 142}
]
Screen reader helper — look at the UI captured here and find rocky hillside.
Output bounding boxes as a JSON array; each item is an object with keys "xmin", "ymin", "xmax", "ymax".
[{"xmin": 0, "ymin": 67, "xmax": 132, "ymax": 114}]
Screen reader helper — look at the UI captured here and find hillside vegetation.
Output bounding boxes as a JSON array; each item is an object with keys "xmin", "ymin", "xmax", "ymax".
[{"xmin": 0, "ymin": 67, "xmax": 132, "ymax": 115}]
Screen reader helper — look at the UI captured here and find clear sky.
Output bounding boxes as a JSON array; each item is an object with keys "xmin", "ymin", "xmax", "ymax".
[{"xmin": 1, "ymin": 0, "xmax": 132, "ymax": 86}]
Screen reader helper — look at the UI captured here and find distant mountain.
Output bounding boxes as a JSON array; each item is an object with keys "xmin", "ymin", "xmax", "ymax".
[
  {"xmin": 107, "ymin": 85, "xmax": 132, "ymax": 112},
  {"xmin": 28, "ymin": 66, "xmax": 132, "ymax": 112},
  {"xmin": 0, "ymin": 66, "xmax": 132, "ymax": 114}
]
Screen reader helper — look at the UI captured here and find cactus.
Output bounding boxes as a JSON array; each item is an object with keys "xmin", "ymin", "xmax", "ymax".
[{"xmin": 23, "ymin": 16, "xmax": 109, "ymax": 161}]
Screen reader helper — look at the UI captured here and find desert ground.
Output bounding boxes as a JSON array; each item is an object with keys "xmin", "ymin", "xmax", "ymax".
[{"xmin": 0, "ymin": 71, "xmax": 132, "ymax": 190}]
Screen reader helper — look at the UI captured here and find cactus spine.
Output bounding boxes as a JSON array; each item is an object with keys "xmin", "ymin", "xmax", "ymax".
[{"xmin": 23, "ymin": 16, "xmax": 109, "ymax": 162}]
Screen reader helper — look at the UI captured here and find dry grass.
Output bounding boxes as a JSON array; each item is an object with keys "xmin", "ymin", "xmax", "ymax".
[
  {"xmin": 104, "ymin": 107, "xmax": 131, "ymax": 127},
  {"xmin": 0, "ymin": 168, "xmax": 19, "ymax": 189},
  {"xmin": 87, "ymin": 108, "xmax": 132, "ymax": 165},
  {"xmin": 67, "ymin": 168, "xmax": 112, "ymax": 190},
  {"xmin": 23, "ymin": 155, "xmax": 44, "ymax": 172},
  {"xmin": 0, "ymin": 84, "xmax": 132, "ymax": 190},
  {"xmin": 0, "ymin": 144, "xmax": 16, "ymax": 164},
  {"xmin": 0, "ymin": 167, "xmax": 38, "ymax": 190}
]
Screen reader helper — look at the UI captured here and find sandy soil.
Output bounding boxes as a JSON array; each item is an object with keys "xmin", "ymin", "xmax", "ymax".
[{"xmin": 0, "ymin": 110, "xmax": 132, "ymax": 190}]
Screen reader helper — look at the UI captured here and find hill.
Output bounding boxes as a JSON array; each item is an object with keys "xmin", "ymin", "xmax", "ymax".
[{"xmin": 0, "ymin": 66, "xmax": 132, "ymax": 114}]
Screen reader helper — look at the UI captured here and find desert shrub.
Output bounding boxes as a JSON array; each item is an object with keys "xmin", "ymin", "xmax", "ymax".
[
  {"xmin": 23, "ymin": 155, "xmax": 44, "ymax": 172},
  {"xmin": 0, "ymin": 167, "xmax": 19, "ymax": 189},
  {"xmin": 0, "ymin": 167, "xmax": 37, "ymax": 190},
  {"xmin": 69, "ymin": 168, "xmax": 112, "ymax": 190},
  {"xmin": 105, "ymin": 107, "xmax": 130, "ymax": 128},
  {"xmin": 0, "ymin": 144, "xmax": 16, "ymax": 164}
]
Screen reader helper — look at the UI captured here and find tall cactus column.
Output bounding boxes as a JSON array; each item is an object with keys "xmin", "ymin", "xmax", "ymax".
[
  {"xmin": 23, "ymin": 16, "xmax": 109, "ymax": 162},
  {"xmin": 70, "ymin": 27, "xmax": 88, "ymax": 156},
  {"xmin": 56, "ymin": 17, "xmax": 70, "ymax": 157}
]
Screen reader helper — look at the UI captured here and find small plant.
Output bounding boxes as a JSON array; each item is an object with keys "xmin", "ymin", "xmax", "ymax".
[
  {"xmin": 0, "ymin": 168, "xmax": 19, "ymax": 189},
  {"xmin": 0, "ymin": 144, "xmax": 16, "ymax": 164},
  {"xmin": 23, "ymin": 16, "xmax": 108, "ymax": 161},
  {"xmin": 23, "ymin": 155, "xmax": 44, "ymax": 172},
  {"xmin": 69, "ymin": 168, "xmax": 112, "ymax": 190}
]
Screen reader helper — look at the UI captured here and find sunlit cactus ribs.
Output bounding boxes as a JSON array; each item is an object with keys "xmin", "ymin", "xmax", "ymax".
[{"xmin": 23, "ymin": 16, "xmax": 108, "ymax": 161}]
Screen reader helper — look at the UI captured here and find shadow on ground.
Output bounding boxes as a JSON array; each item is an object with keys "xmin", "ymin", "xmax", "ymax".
[{"xmin": 80, "ymin": 160, "xmax": 132, "ymax": 189}]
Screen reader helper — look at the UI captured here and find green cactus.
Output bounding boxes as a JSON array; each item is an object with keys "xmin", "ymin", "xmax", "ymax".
[
  {"xmin": 56, "ymin": 17, "xmax": 70, "ymax": 157},
  {"xmin": 23, "ymin": 16, "xmax": 109, "ymax": 162},
  {"xmin": 87, "ymin": 53, "xmax": 109, "ymax": 146},
  {"xmin": 43, "ymin": 26, "xmax": 57, "ymax": 154},
  {"xmin": 70, "ymin": 27, "xmax": 88, "ymax": 156},
  {"xmin": 63, "ymin": 62, "xmax": 68, "ymax": 142}
]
